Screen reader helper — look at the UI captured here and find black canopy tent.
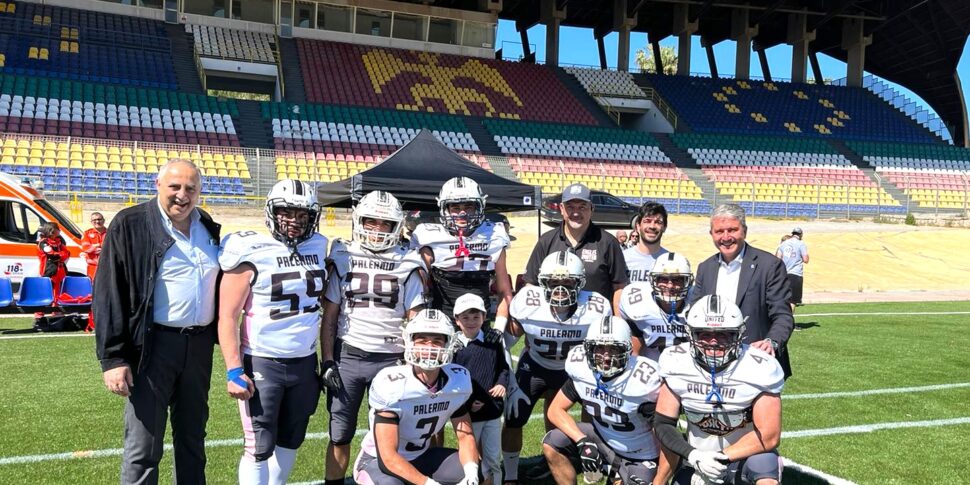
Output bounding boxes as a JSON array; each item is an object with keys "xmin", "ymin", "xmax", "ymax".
[{"xmin": 316, "ymin": 129, "xmax": 540, "ymax": 213}]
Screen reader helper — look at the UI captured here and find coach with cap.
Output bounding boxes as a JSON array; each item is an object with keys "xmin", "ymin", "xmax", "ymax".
[
  {"xmin": 524, "ymin": 182, "xmax": 628, "ymax": 311},
  {"xmin": 691, "ymin": 203, "xmax": 794, "ymax": 378},
  {"xmin": 95, "ymin": 159, "xmax": 221, "ymax": 484}
]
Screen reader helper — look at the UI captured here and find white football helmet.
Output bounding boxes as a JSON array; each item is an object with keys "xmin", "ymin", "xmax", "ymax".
[
  {"xmin": 352, "ymin": 190, "xmax": 404, "ymax": 251},
  {"xmin": 265, "ymin": 179, "xmax": 320, "ymax": 248},
  {"xmin": 437, "ymin": 176, "xmax": 486, "ymax": 233},
  {"xmin": 537, "ymin": 251, "xmax": 586, "ymax": 307},
  {"xmin": 584, "ymin": 316, "xmax": 633, "ymax": 379},
  {"xmin": 649, "ymin": 252, "xmax": 694, "ymax": 303},
  {"xmin": 686, "ymin": 295, "xmax": 746, "ymax": 371},
  {"xmin": 404, "ymin": 308, "xmax": 456, "ymax": 370}
]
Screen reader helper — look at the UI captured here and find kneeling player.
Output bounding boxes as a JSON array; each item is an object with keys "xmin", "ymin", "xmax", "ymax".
[
  {"xmin": 218, "ymin": 179, "xmax": 328, "ymax": 485},
  {"xmin": 543, "ymin": 316, "xmax": 663, "ymax": 485},
  {"xmin": 502, "ymin": 251, "xmax": 612, "ymax": 484},
  {"xmin": 353, "ymin": 309, "xmax": 481, "ymax": 485},
  {"xmin": 653, "ymin": 296, "xmax": 784, "ymax": 485},
  {"xmin": 619, "ymin": 252, "xmax": 693, "ymax": 361}
]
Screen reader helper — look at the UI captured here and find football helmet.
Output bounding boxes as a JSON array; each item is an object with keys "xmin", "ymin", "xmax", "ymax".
[
  {"xmin": 265, "ymin": 179, "xmax": 320, "ymax": 248},
  {"xmin": 584, "ymin": 316, "xmax": 633, "ymax": 379},
  {"xmin": 437, "ymin": 176, "xmax": 486, "ymax": 233},
  {"xmin": 685, "ymin": 295, "xmax": 746, "ymax": 371},
  {"xmin": 352, "ymin": 190, "xmax": 404, "ymax": 251},
  {"xmin": 537, "ymin": 251, "xmax": 586, "ymax": 307},
  {"xmin": 404, "ymin": 308, "xmax": 456, "ymax": 370},
  {"xmin": 649, "ymin": 252, "xmax": 694, "ymax": 304}
]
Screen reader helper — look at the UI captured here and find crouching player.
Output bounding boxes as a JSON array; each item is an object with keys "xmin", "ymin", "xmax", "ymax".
[
  {"xmin": 353, "ymin": 309, "xmax": 481, "ymax": 485},
  {"xmin": 543, "ymin": 316, "xmax": 664, "ymax": 485},
  {"xmin": 653, "ymin": 295, "xmax": 784, "ymax": 485}
]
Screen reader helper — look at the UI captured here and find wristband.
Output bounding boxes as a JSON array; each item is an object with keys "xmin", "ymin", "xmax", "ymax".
[
  {"xmin": 227, "ymin": 367, "xmax": 249, "ymax": 389},
  {"xmin": 462, "ymin": 462, "xmax": 479, "ymax": 479},
  {"xmin": 494, "ymin": 316, "xmax": 509, "ymax": 333}
]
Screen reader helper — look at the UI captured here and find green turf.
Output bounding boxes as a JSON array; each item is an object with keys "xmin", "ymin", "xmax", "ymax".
[{"xmin": 1, "ymin": 301, "xmax": 969, "ymax": 484}]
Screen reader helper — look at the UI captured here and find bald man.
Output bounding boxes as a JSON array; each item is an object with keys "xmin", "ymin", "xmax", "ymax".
[{"xmin": 95, "ymin": 160, "xmax": 222, "ymax": 484}]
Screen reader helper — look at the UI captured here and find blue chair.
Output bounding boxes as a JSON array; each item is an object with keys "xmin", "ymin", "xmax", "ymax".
[
  {"xmin": 59, "ymin": 276, "xmax": 92, "ymax": 312},
  {"xmin": 0, "ymin": 277, "xmax": 13, "ymax": 307},
  {"xmin": 17, "ymin": 276, "xmax": 54, "ymax": 310}
]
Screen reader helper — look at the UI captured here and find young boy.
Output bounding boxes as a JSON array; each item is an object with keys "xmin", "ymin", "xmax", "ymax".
[{"xmin": 452, "ymin": 293, "xmax": 509, "ymax": 485}]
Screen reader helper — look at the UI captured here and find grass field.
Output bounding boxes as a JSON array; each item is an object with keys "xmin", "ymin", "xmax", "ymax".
[{"xmin": 1, "ymin": 300, "xmax": 968, "ymax": 484}]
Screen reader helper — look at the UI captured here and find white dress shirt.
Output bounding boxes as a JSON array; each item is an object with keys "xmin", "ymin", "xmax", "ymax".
[
  {"xmin": 153, "ymin": 201, "xmax": 220, "ymax": 327},
  {"xmin": 715, "ymin": 244, "xmax": 747, "ymax": 305}
]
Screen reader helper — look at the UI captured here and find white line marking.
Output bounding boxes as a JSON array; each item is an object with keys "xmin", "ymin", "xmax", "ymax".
[
  {"xmin": 785, "ymin": 382, "xmax": 970, "ymax": 400},
  {"xmin": 782, "ymin": 417, "xmax": 970, "ymax": 438},
  {"xmin": 0, "ymin": 408, "xmax": 562, "ymax": 466},
  {"xmin": 0, "ymin": 333, "xmax": 94, "ymax": 340},
  {"xmin": 798, "ymin": 311, "xmax": 970, "ymax": 317},
  {"xmin": 782, "ymin": 458, "xmax": 858, "ymax": 485}
]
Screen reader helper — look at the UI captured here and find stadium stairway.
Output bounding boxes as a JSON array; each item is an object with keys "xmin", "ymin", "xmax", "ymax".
[
  {"xmin": 463, "ymin": 118, "xmax": 502, "ymax": 156},
  {"xmin": 277, "ymin": 38, "xmax": 307, "ymax": 104},
  {"xmin": 828, "ymin": 139, "xmax": 912, "ymax": 209},
  {"xmin": 552, "ymin": 67, "xmax": 619, "ymax": 127},
  {"xmin": 653, "ymin": 132, "xmax": 731, "ymax": 206},
  {"xmin": 235, "ymin": 100, "xmax": 275, "ymax": 149},
  {"xmin": 631, "ymin": 74, "xmax": 691, "ymax": 133},
  {"xmin": 165, "ymin": 24, "xmax": 205, "ymax": 95}
]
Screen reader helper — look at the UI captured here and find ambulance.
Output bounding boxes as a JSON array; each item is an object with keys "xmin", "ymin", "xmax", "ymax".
[{"xmin": 0, "ymin": 171, "xmax": 87, "ymax": 290}]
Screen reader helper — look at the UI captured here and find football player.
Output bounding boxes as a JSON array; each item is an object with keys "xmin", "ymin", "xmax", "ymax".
[
  {"xmin": 410, "ymin": 176, "xmax": 512, "ymax": 324},
  {"xmin": 653, "ymin": 295, "xmax": 784, "ymax": 485},
  {"xmin": 543, "ymin": 316, "xmax": 664, "ymax": 485},
  {"xmin": 218, "ymin": 179, "xmax": 329, "ymax": 485},
  {"xmin": 501, "ymin": 251, "xmax": 612, "ymax": 484},
  {"xmin": 624, "ymin": 202, "xmax": 669, "ymax": 283},
  {"xmin": 353, "ymin": 309, "xmax": 481, "ymax": 485},
  {"xmin": 320, "ymin": 190, "xmax": 427, "ymax": 484},
  {"xmin": 619, "ymin": 252, "xmax": 694, "ymax": 361}
]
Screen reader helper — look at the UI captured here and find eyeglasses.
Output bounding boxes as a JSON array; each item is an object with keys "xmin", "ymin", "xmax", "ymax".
[{"xmin": 91, "ymin": 219, "xmax": 104, "ymax": 223}]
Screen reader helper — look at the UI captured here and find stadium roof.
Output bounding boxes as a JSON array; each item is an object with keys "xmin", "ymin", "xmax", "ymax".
[{"xmin": 482, "ymin": 0, "xmax": 970, "ymax": 145}]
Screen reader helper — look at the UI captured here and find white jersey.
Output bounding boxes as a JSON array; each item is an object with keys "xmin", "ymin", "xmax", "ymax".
[
  {"xmin": 409, "ymin": 220, "xmax": 509, "ymax": 272},
  {"xmin": 623, "ymin": 246, "xmax": 668, "ymax": 283},
  {"xmin": 325, "ymin": 239, "xmax": 426, "ymax": 353},
  {"xmin": 564, "ymin": 347, "xmax": 662, "ymax": 460},
  {"xmin": 619, "ymin": 282, "xmax": 689, "ymax": 361},
  {"xmin": 510, "ymin": 287, "xmax": 612, "ymax": 370},
  {"xmin": 361, "ymin": 363, "xmax": 473, "ymax": 461},
  {"xmin": 219, "ymin": 231, "xmax": 329, "ymax": 359},
  {"xmin": 658, "ymin": 343, "xmax": 784, "ymax": 451}
]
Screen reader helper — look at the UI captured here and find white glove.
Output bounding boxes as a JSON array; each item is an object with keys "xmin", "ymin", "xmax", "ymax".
[
  {"xmin": 456, "ymin": 463, "xmax": 480, "ymax": 485},
  {"xmin": 424, "ymin": 479, "xmax": 442, "ymax": 485},
  {"xmin": 504, "ymin": 384, "xmax": 531, "ymax": 421},
  {"xmin": 687, "ymin": 450, "xmax": 729, "ymax": 482}
]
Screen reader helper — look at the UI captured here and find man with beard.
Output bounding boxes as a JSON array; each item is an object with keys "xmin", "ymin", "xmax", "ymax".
[{"xmin": 624, "ymin": 202, "xmax": 669, "ymax": 283}]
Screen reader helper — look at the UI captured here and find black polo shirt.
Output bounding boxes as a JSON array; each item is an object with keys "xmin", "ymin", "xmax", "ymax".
[{"xmin": 523, "ymin": 223, "xmax": 629, "ymax": 300}]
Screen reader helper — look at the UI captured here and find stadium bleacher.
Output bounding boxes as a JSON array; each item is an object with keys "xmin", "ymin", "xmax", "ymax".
[
  {"xmin": 848, "ymin": 141, "xmax": 970, "ymax": 209},
  {"xmin": 0, "ymin": 133, "xmax": 250, "ymax": 197},
  {"xmin": 0, "ymin": 2, "xmax": 176, "ymax": 89},
  {"xmin": 0, "ymin": 73, "xmax": 238, "ymax": 145},
  {"xmin": 645, "ymin": 74, "xmax": 938, "ymax": 144},
  {"xmin": 564, "ymin": 67, "xmax": 645, "ymax": 99},
  {"xmin": 296, "ymin": 39, "xmax": 599, "ymax": 125},
  {"xmin": 486, "ymin": 119, "xmax": 709, "ymax": 213},
  {"xmin": 674, "ymin": 133, "xmax": 904, "ymax": 216},
  {"xmin": 188, "ymin": 24, "xmax": 276, "ymax": 64}
]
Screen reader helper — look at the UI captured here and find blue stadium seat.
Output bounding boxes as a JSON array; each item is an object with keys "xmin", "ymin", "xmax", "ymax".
[
  {"xmin": 59, "ymin": 276, "xmax": 92, "ymax": 312},
  {"xmin": 0, "ymin": 277, "xmax": 13, "ymax": 307},
  {"xmin": 17, "ymin": 276, "xmax": 53, "ymax": 309}
]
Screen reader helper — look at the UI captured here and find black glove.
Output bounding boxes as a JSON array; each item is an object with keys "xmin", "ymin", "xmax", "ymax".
[
  {"xmin": 320, "ymin": 360, "xmax": 343, "ymax": 392},
  {"xmin": 484, "ymin": 328, "xmax": 503, "ymax": 345},
  {"xmin": 576, "ymin": 437, "xmax": 601, "ymax": 473}
]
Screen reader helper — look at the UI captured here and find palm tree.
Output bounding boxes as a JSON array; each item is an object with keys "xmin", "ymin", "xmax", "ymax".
[{"xmin": 635, "ymin": 45, "xmax": 678, "ymax": 74}]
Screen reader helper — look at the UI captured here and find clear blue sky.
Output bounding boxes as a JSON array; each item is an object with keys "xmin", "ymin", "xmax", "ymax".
[{"xmin": 496, "ymin": 20, "xmax": 968, "ymax": 138}]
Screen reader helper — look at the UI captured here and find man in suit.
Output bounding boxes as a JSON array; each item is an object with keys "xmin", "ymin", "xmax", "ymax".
[{"xmin": 690, "ymin": 204, "xmax": 794, "ymax": 378}]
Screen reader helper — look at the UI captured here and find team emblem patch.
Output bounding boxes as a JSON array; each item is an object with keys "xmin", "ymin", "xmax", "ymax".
[{"xmin": 580, "ymin": 249, "xmax": 597, "ymax": 262}]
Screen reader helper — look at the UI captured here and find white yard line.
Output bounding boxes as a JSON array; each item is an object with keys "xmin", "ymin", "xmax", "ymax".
[
  {"xmin": 782, "ymin": 416, "xmax": 970, "ymax": 438},
  {"xmin": 797, "ymin": 311, "xmax": 970, "ymax": 317},
  {"xmin": 785, "ymin": 382, "xmax": 970, "ymax": 400},
  {"xmin": 0, "ymin": 332, "xmax": 94, "ymax": 340},
  {"xmin": 782, "ymin": 458, "xmax": 858, "ymax": 485}
]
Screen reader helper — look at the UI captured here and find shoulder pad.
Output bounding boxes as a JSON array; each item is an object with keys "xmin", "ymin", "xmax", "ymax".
[
  {"xmin": 219, "ymin": 230, "xmax": 268, "ymax": 271},
  {"xmin": 580, "ymin": 291, "xmax": 613, "ymax": 317},
  {"xmin": 444, "ymin": 364, "xmax": 473, "ymax": 388},
  {"xmin": 734, "ymin": 347, "xmax": 786, "ymax": 395},
  {"xmin": 370, "ymin": 366, "xmax": 409, "ymax": 409},
  {"xmin": 511, "ymin": 286, "xmax": 544, "ymax": 321},
  {"xmin": 619, "ymin": 282, "xmax": 654, "ymax": 320},
  {"xmin": 657, "ymin": 342, "xmax": 693, "ymax": 378},
  {"xmin": 327, "ymin": 239, "xmax": 353, "ymax": 278}
]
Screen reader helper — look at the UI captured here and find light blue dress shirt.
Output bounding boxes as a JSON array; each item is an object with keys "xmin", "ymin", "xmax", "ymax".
[{"xmin": 153, "ymin": 201, "xmax": 220, "ymax": 327}]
